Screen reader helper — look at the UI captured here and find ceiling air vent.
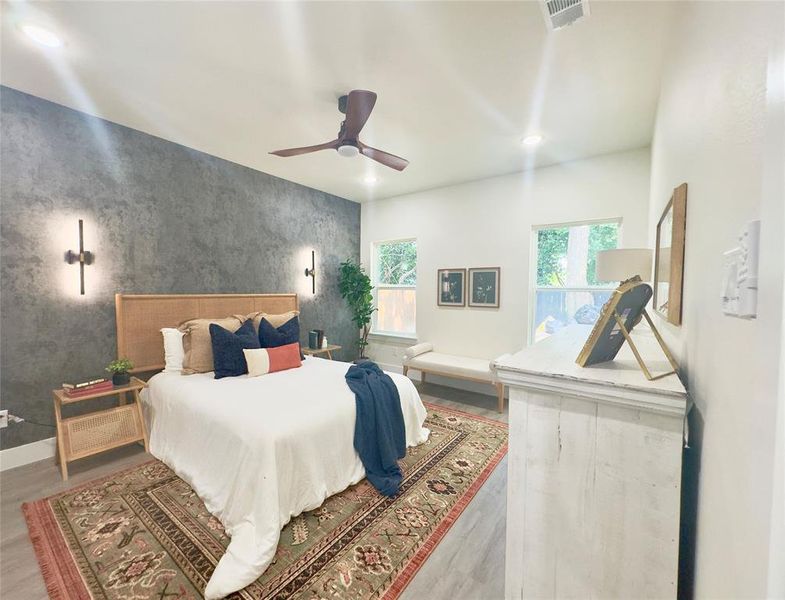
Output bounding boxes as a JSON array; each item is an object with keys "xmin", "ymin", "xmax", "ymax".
[{"xmin": 541, "ymin": 0, "xmax": 590, "ymax": 31}]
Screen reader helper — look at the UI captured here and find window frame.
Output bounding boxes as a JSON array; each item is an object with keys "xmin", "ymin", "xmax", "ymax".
[
  {"xmin": 528, "ymin": 217, "xmax": 623, "ymax": 345},
  {"xmin": 370, "ymin": 237, "xmax": 417, "ymax": 339}
]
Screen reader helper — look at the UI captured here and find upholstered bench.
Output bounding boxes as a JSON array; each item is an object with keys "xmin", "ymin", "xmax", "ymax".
[{"xmin": 402, "ymin": 343, "xmax": 505, "ymax": 413}]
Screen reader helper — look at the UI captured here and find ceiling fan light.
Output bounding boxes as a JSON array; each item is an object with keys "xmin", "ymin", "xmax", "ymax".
[{"xmin": 337, "ymin": 144, "xmax": 359, "ymax": 158}]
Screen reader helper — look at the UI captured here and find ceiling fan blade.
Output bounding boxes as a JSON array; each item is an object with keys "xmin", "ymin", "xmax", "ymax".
[
  {"xmin": 342, "ymin": 90, "xmax": 377, "ymax": 140},
  {"xmin": 270, "ymin": 139, "xmax": 339, "ymax": 157},
  {"xmin": 358, "ymin": 142, "xmax": 409, "ymax": 171}
]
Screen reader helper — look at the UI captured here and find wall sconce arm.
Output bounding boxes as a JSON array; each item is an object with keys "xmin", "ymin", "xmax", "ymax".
[
  {"xmin": 64, "ymin": 219, "xmax": 93, "ymax": 295},
  {"xmin": 304, "ymin": 250, "xmax": 316, "ymax": 294}
]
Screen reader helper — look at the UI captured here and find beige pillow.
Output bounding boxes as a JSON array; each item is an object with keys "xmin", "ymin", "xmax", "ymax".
[
  {"xmin": 178, "ymin": 316, "xmax": 243, "ymax": 374},
  {"xmin": 245, "ymin": 310, "xmax": 300, "ymax": 332}
]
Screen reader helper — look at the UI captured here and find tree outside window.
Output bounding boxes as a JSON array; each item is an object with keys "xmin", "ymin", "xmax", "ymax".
[
  {"xmin": 373, "ymin": 239, "xmax": 417, "ymax": 336},
  {"xmin": 532, "ymin": 221, "xmax": 620, "ymax": 343}
]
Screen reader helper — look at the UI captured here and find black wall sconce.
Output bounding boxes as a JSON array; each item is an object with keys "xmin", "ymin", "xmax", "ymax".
[
  {"xmin": 65, "ymin": 219, "xmax": 94, "ymax": 295},
  {"xmin": 304, "ymin": 250, "xmax": 316, "ymax": 294}
]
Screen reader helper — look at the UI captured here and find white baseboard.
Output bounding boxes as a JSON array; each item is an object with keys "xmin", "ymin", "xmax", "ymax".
[{"xmin": 0, "ymin": 437, "xmax": 56, "ymax": 472}]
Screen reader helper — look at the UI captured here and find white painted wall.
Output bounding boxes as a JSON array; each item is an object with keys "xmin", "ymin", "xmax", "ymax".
[
  {"xmin": 361, "ymin": 148, "xmax": 652, "ymax": 376},
  {"xmin": 647, "ymin": 2, "xmax": 785, "ymax": 597},
  {"xmin": 765, "ymin": 12, "xmax": 785, "ymax": 596}
]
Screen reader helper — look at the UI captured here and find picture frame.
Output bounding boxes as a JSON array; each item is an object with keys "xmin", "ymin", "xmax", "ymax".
[
  {"xmin": 468, "ymin": 267, "xmax": 501, "ymax": 308},
  {"xmin": 437, "ymin": 268, "xmax": 466, "ymax": 306},
  {"xmin": 653, "ymin": 183, "xmax": 687, "ymax": 325},
  {"xmin": 576, "ymin": 278, "xmax": 652, "ymax": 367}
]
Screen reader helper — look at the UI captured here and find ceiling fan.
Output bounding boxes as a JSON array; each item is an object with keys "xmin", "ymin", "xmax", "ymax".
[{"xmin": 270, "ymin": 90, "xmax": 409, "ymax": 171}]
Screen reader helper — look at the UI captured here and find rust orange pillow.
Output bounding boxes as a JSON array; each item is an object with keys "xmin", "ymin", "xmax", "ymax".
[{"xmin": 243, "ymin": 342, "xmax": 302, "ymax": 377}]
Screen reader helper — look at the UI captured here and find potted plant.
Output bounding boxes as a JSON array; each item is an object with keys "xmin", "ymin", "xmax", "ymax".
[
  {"xmin": 338, "ymin": 259, "xmax": 375, "ymax": 361},
  {"xmin": 106, "ymin": 358, "xmax": 134, "ymax": 386}
]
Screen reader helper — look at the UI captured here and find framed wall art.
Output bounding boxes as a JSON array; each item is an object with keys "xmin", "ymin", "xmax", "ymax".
[
  {"xmin": 653, "ymin": 183, "xmax": 687, "ymax": 325},
  {"xmin": 437, "ymin": 268, "xmax": 466, "ymax": 306},
  {"xmin": 468, "ymin": 267, "xmax": 500, "ymax": 308}
]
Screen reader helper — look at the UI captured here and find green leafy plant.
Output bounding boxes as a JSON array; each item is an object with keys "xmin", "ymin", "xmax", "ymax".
[
  {"xmin": 338, "ymin": 259, "xmax": 376, "ymax": 359},
  {"xmin": 106, "ymin": 358, "xmax": 134, "ymax": 374},
  {"xmin": 536, "ymin": 222, "xmax": 619, "ymax": 287}
]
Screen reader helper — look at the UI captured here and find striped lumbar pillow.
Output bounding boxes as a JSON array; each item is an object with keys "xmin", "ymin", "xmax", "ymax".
[{"xmin": 244, "ymin": 342, "xmax": 302, "ymax": 377}]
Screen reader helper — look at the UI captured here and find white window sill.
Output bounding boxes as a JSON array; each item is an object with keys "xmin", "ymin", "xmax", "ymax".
[{"xmin": 368, "ymin": 331, "xmax": 418, "ymax": 345}]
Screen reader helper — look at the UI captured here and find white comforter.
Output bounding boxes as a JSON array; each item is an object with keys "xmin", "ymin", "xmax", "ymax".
[{"xmin": 141, "ymin": 357, "xmax": 429, "ymax": 599}]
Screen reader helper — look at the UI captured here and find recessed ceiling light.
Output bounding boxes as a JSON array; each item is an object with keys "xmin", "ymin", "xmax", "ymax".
[
  {"xmin": 521, "ymin": 134, "xmax": 543, "ymax": 147},
  {"xmin": 363, "ymin": 175, "xmax": 378, "ymax": 185},
  {"xmin": 20, "ymin": 23, "xmax": 63, "ymax": 48}
]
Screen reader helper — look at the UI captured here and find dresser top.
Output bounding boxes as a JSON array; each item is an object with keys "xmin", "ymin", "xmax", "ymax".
[{"xmin": 494, "ymin": 325, "xmax": 687, "ymax": 412}]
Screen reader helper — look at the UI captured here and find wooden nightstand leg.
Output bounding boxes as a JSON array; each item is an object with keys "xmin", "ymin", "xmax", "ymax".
[
  {"xmin": 403, "ymin": 366, "xmax": 409, "ymax": 377},
  {"xmin": 326, "ymin": 350, "xmax": 333, "ymax": 360},
  {"xmin": 496, "ymin": 383, "xmax": 505, "ymax": 414},
  {"xmin": 133, "ymin": 389, "xmax": 150, "ymax": 452},
  {"xmin": 53, "ymin": 397, "xmax": 68, "ymax": 481}
]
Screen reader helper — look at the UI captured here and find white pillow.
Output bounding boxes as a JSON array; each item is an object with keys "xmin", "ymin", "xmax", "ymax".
[
  {"xmin": 404, "ymin": 342, "xmax": 433, "ymax": 360},
  {"xmin": 161, "ymin": 328, "xmax": 185, "ymax": 373}
]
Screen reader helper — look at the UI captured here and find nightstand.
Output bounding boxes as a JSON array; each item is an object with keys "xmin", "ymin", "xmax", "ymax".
[
  {"xmin": 302, "ymin": 344, "xmax": 342, "ymax": 360},
  {"xmin": 52, "ymin": 377, "xmax": 149, "ymax": 480}
]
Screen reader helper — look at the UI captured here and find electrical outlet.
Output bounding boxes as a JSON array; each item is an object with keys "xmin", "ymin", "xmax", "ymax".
[{"xmin": 0, "ymin": 409, "xmax": 8, "ymax": 429}]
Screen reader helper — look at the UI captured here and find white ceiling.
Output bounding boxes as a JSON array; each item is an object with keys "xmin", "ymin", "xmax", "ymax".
[{"xmin": 1, "ymin": 1, "xmax": 674, "ymax": 202}]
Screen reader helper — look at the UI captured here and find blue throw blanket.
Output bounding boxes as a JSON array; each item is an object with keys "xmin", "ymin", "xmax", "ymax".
[{"xmin": 345, "ymin": 361, "xmax": 406, "ymax": 497}]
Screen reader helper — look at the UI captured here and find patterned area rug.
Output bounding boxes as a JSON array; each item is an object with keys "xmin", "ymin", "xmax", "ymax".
[{"xmin": 23, "ymin": 404, "xmax": 507, "ymax": 600}]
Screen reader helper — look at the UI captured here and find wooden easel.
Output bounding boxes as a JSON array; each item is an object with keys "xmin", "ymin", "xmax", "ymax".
[{"xmin": 612, "ymin": 308, "xmax": 680, "ymax": 381}]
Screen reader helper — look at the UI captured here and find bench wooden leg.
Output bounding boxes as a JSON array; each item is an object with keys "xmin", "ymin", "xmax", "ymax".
[
  {"xmin": 496, "ymin": 383, "xmax": 505, "ymax": 413},
  {"xmin": 403, "ymin": 365, "xmax": 409, "ymax": 377}
]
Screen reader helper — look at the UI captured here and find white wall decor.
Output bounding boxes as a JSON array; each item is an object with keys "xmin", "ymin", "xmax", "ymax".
[{"xmin": 721, "ymin": 220, "xmax": 760, "ymax": 319}]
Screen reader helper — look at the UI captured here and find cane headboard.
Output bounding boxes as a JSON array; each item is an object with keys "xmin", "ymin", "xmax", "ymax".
[{"xmin": 115, "ymin": 293, "xmax": 299, "ymax": 373}]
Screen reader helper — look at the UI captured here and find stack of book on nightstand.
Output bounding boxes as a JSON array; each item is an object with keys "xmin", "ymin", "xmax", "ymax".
[{"xmin": 62, "ymin": 377, "xmax": 114, "ymax": 398}]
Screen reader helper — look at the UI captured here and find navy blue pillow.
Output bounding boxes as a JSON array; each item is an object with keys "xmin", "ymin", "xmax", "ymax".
[
  {"xmin": 258, "ymin": 316, "xmax": 304, "ymax": 358},
  {"xmin": 210, "ymin": 319, "xmax": 260, "ymax": 379}
]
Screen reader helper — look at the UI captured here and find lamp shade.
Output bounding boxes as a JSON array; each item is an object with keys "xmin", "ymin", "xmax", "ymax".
[{"xmin": 595, "ymin": 248, "xmax": 653, "ymax": 282}]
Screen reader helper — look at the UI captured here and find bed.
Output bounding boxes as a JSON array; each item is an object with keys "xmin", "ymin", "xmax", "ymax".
[{"xmin": 115, "ymin": 293, "xmax": 430, "ymax": 599}]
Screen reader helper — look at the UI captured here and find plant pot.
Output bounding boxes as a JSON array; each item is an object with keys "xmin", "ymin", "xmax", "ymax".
[{"xmin": 112, "ymin": 372, "xmax": 131, "ymax": 386}]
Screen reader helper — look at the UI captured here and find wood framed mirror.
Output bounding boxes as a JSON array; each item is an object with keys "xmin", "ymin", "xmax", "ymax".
[{"xmin": 653, "ymin": 183, "xmax": 687, "ymax": 325}]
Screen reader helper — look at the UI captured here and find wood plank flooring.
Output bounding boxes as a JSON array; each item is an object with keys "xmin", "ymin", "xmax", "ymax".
[{"xmin": 0, "ymin": 383, "xmax": 507, "ymax": 600}]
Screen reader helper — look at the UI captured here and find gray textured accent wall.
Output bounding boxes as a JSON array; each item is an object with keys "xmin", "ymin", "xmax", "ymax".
[{"xmin": 0, "ymin": 86, "xmax": 361, "ymax": 450}]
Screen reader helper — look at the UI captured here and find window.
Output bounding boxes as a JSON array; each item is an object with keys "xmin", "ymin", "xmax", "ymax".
[
  {"xmin": 531, "ymin": 220, "xmax": 621, "ymax": 343},
  {"xmin": 372, "ymin": 239, "xmax": 416, "ymax": 336}
]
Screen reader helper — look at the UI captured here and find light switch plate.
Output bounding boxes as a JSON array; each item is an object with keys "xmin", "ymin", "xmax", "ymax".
[{"xmin": 0, "ymin": 409, "xmax": 8, "ymax": 429}]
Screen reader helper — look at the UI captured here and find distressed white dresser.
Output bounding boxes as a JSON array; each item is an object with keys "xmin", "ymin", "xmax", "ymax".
[{"xmin": 494, "ymin": 325, "xmax": 688, "ymax": 599}]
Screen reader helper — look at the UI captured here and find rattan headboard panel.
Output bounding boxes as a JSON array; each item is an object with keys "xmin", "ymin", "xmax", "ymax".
[{"xmin": 115, "ymin": 293, "xmax": 299, "ymax": 373}]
